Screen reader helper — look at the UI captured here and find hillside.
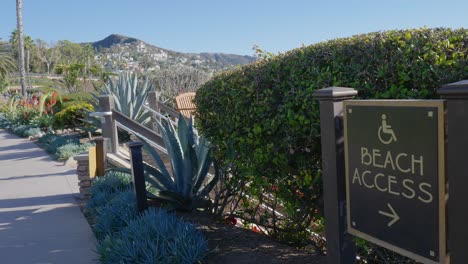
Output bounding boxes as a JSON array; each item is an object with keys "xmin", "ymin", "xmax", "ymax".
[{"xmin": 88, "ymin": 34, "xmax": 257, "ymax": 72}]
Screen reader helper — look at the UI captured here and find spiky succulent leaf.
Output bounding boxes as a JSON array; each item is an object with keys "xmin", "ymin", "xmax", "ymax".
[
  {"xmin": 93, "ymin": 71, "xmax": 152, "ymax": 125},
  {"xmin": 138, "ymin": 138, "xmax": 174, "ymax": 189},
  {"xmin": 160, "ymin": 120, "xmax": 186, "ymax": 195},
  {"xmin": 143, "ymin": 163, "xmax": 174, "ymax": 190},
  {"xmin": 140, "ymin": 114, "xmax": 218, "ymax": 210},
  {"xmin": 198, "ymin": 162, "xmax": 220, "ymax": 198}
]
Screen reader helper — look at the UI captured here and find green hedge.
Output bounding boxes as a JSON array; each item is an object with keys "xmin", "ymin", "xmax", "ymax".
[{"xmin": 195, "ymin": 28, "xmax": 467, "ymax": 244}]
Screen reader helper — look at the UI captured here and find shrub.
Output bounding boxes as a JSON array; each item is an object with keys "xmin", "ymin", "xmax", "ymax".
[
  {"xmin": 36, "ymin": 133, "xmax": 80, "ymax": 154},
  {"xmin": 93, "ymin": 189, "xmax": 137, "ymax": 240},
  {"xmin": 23, "ymin": 127, "xmax": 42, "ymax": 137},
  {"xmin": 55, "ymin": 142, "xmax": 95, "ymax": 160},
  {"xmin": 61, "ymin": 92, "xmax": 93, "ymax": 105},
  {"xmin": 53, "ymin": 102, "xmax": 94, "ymax": 130},
  {"xmin": 86, "ymin": 170, "xmax": 135, "ymax": 240},
  {"xmin": 97, "ymin": 208, "xmax": 208, "ymax": 264},
  {"xmin": 11, "ymin": 124, "xmax": 32, "ymax": 136},
  {"xmin": 86, "ymin": 169, "xmax": 133, "ymax": 213},
  {"xmin": 195, "ymin": 28, "xmax": 467, "ymax": 247}
]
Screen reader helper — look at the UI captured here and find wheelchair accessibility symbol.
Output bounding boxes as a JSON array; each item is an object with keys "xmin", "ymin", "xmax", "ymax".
[{"xmin": 378, "ymin": 114, "xmax": 397, "ymax": 145}]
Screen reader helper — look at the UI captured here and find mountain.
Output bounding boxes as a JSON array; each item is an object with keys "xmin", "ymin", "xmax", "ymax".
[
  {"xmin": 92, "ymin": 34, "xmax": 139, "ymax": 50},
  {"xmin": 87, "ymin": 34, "xmax": 257, "ymax": 72}
]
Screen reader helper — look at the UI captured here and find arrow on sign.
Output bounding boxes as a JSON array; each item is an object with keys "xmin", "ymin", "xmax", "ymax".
[{"xmin": 378, "ymin": 203, "xmax": 400, "ymax": 227}]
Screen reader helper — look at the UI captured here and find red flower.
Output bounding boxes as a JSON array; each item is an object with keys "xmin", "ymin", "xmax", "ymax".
[
  {"xmin": 295, "ymin": 189, "xmax": 304, "ymax": 198},
  {"xmin": 270, "ymin": 184, "xmax": 279, "ymax": 192}
]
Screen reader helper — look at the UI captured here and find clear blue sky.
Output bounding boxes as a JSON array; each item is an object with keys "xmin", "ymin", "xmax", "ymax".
[{"xmin": 0, "ymin": 0, "xmax": 466, "ymax": 55}]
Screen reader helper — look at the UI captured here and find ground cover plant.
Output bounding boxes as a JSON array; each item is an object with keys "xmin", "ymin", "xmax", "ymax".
[
  {"xmin": 86, "ymin": 170, "xmax": 208, "ymax": 264},
  {"xmin": 195, "ymin": 27, "xmax": 467, "ymax": 260}
]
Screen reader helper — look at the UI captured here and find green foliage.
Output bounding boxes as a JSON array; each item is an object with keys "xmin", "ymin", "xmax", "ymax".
[
  {"xmin": 97, "ymin": 208, "xmax": 208, "ymax": 264},
  {"xmin": 86, "ymin": 169, "xmax": 133, "ymax": 214},
  {"xmin": 0, "ymin": 113, "xmax": 43, "ymax": 138},
  {"xmin": 93, "ymin": 189, "xmax": 137, "ymax": 240},
  {"xmin": 94, "ymin": 71, "xmax": 152, "ymax": 125},
  {"xmin": 55, "ymin": 142, "xmax": 95, "ymax": 160},
  {"xmin": 86, "ymin": 170, "xmax": 208, "ymax": 263},
  {"xmin": 53, "ymin": 102, "xmax": 94, "ymax": 129},
  {"xmin": 61, "ymin": 92, "xmax": 93, "ymax": 106},
  {"xmin": 195, "ymin": 28, "xmax": 467, "ymax": 246},
  {"xmin": 0, "ymin": 41, "xmax": 16, "ymax": 83},
  {"xmin": 3, "ymin": 90, "xmax": 60, "ymax": 133},
  {"xmin": 142, "ymin": 115, "xmax": 218, "ymax": 211},
  {"xmin": 36, "ymin": 133, "xmax": 79, "ymax": 154}
]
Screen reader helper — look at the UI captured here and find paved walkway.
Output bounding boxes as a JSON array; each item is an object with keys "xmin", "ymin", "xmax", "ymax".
[{"xmin": 0, "ymin": 129, "xmax": 98, "ymax": 264}]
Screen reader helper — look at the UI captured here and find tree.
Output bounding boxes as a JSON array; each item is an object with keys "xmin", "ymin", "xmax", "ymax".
[
  {"xmin": 16, "ymin": 0, "xmax": 26, "ymax": 96},
  {"xmin": 150, "ymin": 65, "xmax": 212, "ymax": 106},
  {"xmin": 0, "ymin": 41, "xmax": 16, "ymax": 93},
  {"xmin": 55, "ymin": 62, "xmax": 85, "ymax": 93},
  {"xmin": 11, "ymin": 30, "xmax": 36, "ymax": 88},
  {"xmin": 56, "ymin": 40, "xmax": 84, "ymax": 64},
  {"xmin": 35, "ymin": 39, "xmax": 59, "ymax": 75},
  {"xmin": 82, "ymin": 44, "xmax": 94, "ymax": 75},
  {"xmin": 0, "ymin": 42, "xmax": 16, "ymax": 79}
]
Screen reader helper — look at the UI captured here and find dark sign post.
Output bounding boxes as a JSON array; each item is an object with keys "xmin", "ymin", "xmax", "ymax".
[
  {"xmin": 313, "ymin": 87, "xmax": 357, "ymax": 264},
  {"xmin": 344, "ymin": 101, "xmax": 446, "ymax": 263},
  {"xmin": 438, "ymin": 80, "xmax": 468, "ymax": 264}
]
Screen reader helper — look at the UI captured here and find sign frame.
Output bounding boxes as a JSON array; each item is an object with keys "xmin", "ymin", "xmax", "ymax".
[{"xmin": 343, "ymin": 100, "xmax": 447, "ymax": 264}]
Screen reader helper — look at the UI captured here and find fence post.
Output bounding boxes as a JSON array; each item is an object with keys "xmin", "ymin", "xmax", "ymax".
[
  {"xmin": 94, "ymin": 137, "xmax": 108, "ymax": 177},
  {"xmin": 437, "ymin": 80, "xmax": 468, "ymax": 264},
  {"xmin": 313, "ymin": 87, "xmax": 357, "ymax": 264},
  {"xmin": 128, "ymin": 141, "xmax": 147, "ymax": 213},
  {"xmin": 99, "ymin": 95, "xmax": 118, "ymax": 153},
  {"xmin": 147, "ymin": 91, "xmax": 161, "ymax": 134}
]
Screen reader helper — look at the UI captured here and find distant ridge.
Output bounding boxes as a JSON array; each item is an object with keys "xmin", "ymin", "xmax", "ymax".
[
  {"xmin": 92, "ymin": 34, "xmax": 139, "ymax": 50},
  {"xmin": 84, "ymin": 34, "xmax": 256, "ymax": 71}
]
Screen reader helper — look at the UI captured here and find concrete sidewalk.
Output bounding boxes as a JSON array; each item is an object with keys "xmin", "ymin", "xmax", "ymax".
[{"xmin": 0, "ymin": 129, "xmax": 98, "ymax": 264}]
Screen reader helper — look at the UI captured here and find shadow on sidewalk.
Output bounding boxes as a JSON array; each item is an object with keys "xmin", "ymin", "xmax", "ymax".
[
  {"xmin": 0, "ymin": 169, "xmax": 76, "ymax": 181},
  {"xmin": 0, "ymin": 141, "xmax": 36, "ymax": 152},
  {"xmin": 0, "ymin": 200, "xmax": 97, "ymax": 264},
  {"xmin": 0, "ymin": 193, "xmax": 80, "ymax": 209}
]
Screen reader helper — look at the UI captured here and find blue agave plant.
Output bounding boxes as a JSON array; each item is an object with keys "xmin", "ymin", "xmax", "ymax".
[{"xmin": 141, "ymin": 114, "xmax": 218, "ymax": 211}]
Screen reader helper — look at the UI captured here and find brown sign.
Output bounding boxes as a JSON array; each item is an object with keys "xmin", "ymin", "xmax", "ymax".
[{"xmin": 344, "ymin": 100, "xmax": 447, "ymax": 264}]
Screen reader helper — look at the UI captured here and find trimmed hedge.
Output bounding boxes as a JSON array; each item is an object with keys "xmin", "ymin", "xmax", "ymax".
[{"xmin": 195, "ymin": 28, "xmax": 467, "ymax": 244}]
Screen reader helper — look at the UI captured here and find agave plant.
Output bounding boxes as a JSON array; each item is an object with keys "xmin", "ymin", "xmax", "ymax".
[
  {"xmin": 140, "ymin": 115, "xmax": 218, "ymax": 211},
  {"xmin": 93, "ymin": 71, "xmax": 152, "ymax": 125}
]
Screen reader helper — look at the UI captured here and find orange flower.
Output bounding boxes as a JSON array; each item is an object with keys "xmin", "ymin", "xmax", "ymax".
[{"xmin": 252, "ymin": 226, "xmax": 261, "ymax": 233}]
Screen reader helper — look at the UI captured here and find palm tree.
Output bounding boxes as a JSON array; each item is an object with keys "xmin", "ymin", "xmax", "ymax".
[
  {"xmin": 0, "ymin": 42, "xmax": 16, "ymax": 93},
  {"xmin": 10, "ymin": 30, "xmax": 34, "ymax": 89},
  {"xmin": 16, "ymin": 0, "xmax": 26, "ymax": 96},
  {"xmin": 0, "ymin": 42, "xmax": 16, "ymax": 80}
]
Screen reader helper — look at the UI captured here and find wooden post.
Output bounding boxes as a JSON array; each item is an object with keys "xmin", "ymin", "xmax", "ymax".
[
  {"xmin": 95, "ymin": 137, "xmax": 108, "ymax": 177},
  {"xmin": 99, "ymin": 95, "xmax": 118, "ymax": 153},
  {"xmin": 313, "ymin": 87, "xmax": 357, "ymax": 264},
  {"xmin": 437, "ymin": 80, "xmax": 468, "ymax": 264},
  {"xmin": 147, "ymin": 91, "xmax": 161, "ymax": 134},
  {"xmin": 128, "ymin": 141, "xmax": 147, "ymax": 213}
]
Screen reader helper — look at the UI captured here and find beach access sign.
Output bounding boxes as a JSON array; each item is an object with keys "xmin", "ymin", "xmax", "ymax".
[{"xmin": 343, "ymin": 100, "xmax": 446, "ymax": 264}]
